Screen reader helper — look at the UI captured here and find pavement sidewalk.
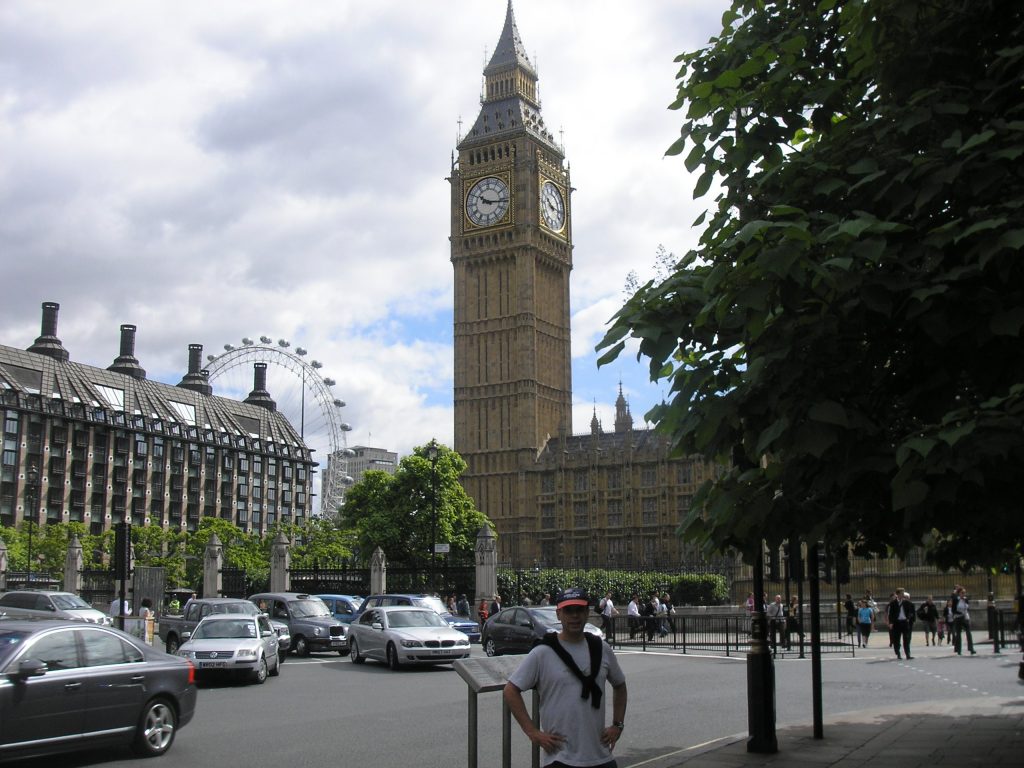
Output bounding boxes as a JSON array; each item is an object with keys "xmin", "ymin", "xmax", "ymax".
[
  {"xmin": 637, "ymin": 695, "xmax": 1024, "ymax": 768},
  {"xmin": 629, "ymin": 637, "xmax": 1024, "ymax": 768}
]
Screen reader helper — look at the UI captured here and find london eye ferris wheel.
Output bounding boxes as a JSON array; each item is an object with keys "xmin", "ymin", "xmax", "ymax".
[{"xmin": 203, "ymin": 337, "xmax": 354, "ymax": 517}]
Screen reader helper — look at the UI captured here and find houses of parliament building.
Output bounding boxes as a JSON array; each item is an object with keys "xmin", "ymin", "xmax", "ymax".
[{"xmin": 451, "ymin": 3, "xmax": 716, "ymax": 568}]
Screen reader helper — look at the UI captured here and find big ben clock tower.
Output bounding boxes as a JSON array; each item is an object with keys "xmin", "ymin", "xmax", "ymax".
[{"xmin": 450, "ymin": 1, "xmax": 572, "ymax": 559}]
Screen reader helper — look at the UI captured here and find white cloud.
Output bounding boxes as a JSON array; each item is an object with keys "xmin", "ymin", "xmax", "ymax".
[{"xmin": 0, "ymin": 0, "xmax": 729, "ymax": 464}]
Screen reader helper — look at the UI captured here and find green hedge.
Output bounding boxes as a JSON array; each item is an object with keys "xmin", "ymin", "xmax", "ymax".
[{"xmin": 496, "ymin": 568, "xmax": 730, "ymax": 608}]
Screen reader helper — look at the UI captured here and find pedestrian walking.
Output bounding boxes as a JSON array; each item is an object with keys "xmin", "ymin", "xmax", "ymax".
[
  {"xmin": 917, "ymin": 596, "xmax": 939, "ymax": 645},
  {"xmin": 766, "ymin": 595, "xmax": 786, "ymax": 653},
  {"xmin": 886, "ymin": 588, "xmax": 916, "ymax": 660},
  {"xmin": 952, "ymin": 586, "xmax": 977, "ymax": 655},
  {"xmin": 599, "ymin": 592, "xmax": 617, "ymax": 642},
  {"xmin": 626, "ymin": 594, "xmax": 641, "ymax": 639},
  {"xmin": 857, "ymin": 599, "xmax": 874, "ymax": 647},
  {"xmin": 504, "ymin": 587, "xmax": 628, "ymax": 768}
]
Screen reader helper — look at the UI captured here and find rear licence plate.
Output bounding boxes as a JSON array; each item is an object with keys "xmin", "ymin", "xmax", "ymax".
[{"xmin": 200, "ymin": 661, "xmax": 228, "ymax": 668}]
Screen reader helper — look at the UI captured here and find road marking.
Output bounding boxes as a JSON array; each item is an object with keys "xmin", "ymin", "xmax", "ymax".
[{"xmin": 623, "ymin": 734, "xmax": 740, "ymax": 767}]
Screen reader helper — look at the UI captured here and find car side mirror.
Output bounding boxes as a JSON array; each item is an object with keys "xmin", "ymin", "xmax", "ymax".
[
  {"xmin": 261, "ymin": 630, "xmax": 273, "ymax": 638},
  {"xmin": 12, "ymin": 658, "xmax": 46, "ymax": 680},
  {"xmin": 371, "ymin": 622, "xmax": 383, "ymax": 630},
  {"xmin": 181, "ymin": 631, "xmax": 191, "ymax": 641}
]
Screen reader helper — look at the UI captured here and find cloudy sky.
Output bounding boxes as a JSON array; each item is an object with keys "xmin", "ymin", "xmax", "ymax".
[{"xmin": 1, "ymin": 0, "xmax": 729, "ymax": 467}]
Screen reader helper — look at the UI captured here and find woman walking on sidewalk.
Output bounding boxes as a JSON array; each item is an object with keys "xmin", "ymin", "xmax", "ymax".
[{"xmin": 857, "ymin": 599, "xmax": 874, "ymax": 647}]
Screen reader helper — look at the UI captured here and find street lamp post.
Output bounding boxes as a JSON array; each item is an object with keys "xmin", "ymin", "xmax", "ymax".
[
  {"xmin": 427, "ymin": 440, "xmax": 439, "ymax": 595},
  {"xmin": 25, "ymin": 466, "xmax": 39, "ymax": 587}
]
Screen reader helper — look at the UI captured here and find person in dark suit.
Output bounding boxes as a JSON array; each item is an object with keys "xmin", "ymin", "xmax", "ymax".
[{"xmin": 886, "ymin": 587, "xmax": 916, "ymax": 660}]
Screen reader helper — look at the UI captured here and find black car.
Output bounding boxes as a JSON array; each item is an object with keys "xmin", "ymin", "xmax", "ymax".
[
  {"xmin": 481, "ymin": 606, "xmax": 604, "ymax": 656},
  {"xmin": 0, "ymin": 617, "xmax": 197, "ymax": 761}
]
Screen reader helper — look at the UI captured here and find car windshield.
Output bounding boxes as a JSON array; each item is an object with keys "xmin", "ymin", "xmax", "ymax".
[
  {"xmin": 532, "ymin": 608, "xmax": 560, "ymax": 628},
  {"xmin": 0, "ymin": 629, "xmax": 30, "ymax": 667},
  {"xmin": 50, "ymin": 594, "xmax": 93, "ymax": 611},
  {"xmin": 288, "ymin": 599, "xmax": 330, "ymax": 618},
  {"xmin": 193, "ymin": 619, "xmax": 257, "ymax": 639},
  {"xmin": 211, "ymin": 602, "xmax": 258, "ymax": 615},
  {"xmin": 388, "ymin": 610, "xmax": 447, "ymax": 628},
  {"xmin": 412, "ymin": 596, "xmax": 447, "ymax": 614}
]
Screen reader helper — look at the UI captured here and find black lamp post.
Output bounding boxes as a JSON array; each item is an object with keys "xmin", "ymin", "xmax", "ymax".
[
  {"xmin": 426, "ymin": 440, "xmax": 439, "ymax": 595},
  {"xmin": 25, "ymin": 466, "xmax": 39, "ymax": 587}
]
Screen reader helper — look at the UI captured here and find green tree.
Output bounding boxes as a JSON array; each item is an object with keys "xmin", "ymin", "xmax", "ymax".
[
  {"xmin": 341, "ymin": 443, "xmax": 491, "ymax": 568},
  {"xmin": 598, "ymin": 0, "xmax": 1023, "ymax": 569},
  {"xmin": 185, "ymin": 518, "xmax": 269, "ymax": 588},
  {"xmin": 270, "ymin": 518, "xmax": 357, "ymax": 568}
]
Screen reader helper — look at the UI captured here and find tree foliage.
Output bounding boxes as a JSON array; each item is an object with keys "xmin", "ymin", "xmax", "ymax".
[
  {"xmin": 598, "ymin": 0, "xmax": 1024, "ymax": 569},
  {"xmin": 341, "ymin": 443, "xmax": 491, "ymax": 568}
]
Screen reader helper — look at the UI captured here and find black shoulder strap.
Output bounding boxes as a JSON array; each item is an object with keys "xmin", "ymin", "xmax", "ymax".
[{"xmin": 541, "ymin": 633, "xmax": 603, "ymax": 709}]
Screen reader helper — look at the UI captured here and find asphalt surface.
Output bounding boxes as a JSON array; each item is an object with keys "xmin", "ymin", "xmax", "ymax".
[{"xmin": 27, "ymin": 636, "xmax": 1023, "ymax": 768}]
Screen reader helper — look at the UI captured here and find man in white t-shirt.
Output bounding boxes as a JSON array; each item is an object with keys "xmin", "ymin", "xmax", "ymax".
[{"xmin": 504, "ymin": 587, "xmax": 628, "ymax": 768}]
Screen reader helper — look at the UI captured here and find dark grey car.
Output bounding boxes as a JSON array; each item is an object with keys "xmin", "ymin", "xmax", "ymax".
[
  {"xmin": 248, "ymin": 592, "xmax": 348, "ymax": 656},
  {"xmin": 0, "ymin": 618, "xmax": 197, "ymax": 761}
]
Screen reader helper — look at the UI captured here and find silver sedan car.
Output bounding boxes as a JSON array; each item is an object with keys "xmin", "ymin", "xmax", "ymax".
[
  {"xmin": 348, "ymin": 606, "xmax": 471, "ymax": 670},
  {"xmin": 177, "ymin": 614, "xmax": 281, "ymax": 684}
]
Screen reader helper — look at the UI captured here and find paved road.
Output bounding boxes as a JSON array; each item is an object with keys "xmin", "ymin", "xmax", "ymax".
[{"xmin": 33, "ymin": 640, "xmax": 1020, "ymax": 768}]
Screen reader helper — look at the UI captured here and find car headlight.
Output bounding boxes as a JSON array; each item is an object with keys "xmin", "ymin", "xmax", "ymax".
[
  {"xmin": 400, "ymin": 639, "xmax": 424, "ymax": 648},
  {"xmin": 236, "ymin": 648, "xmax": 257, "ymax": 658},
  {"xmin": 178, "ymin": 650, "xmax": 195, "ymax": 659},
  {"xmin": 313, "ymin": 627, "xmax": 323, "ymax": 636},
  {"xmin": 456, "ymin": 638, "xmax": 470, "ymax": 647}
]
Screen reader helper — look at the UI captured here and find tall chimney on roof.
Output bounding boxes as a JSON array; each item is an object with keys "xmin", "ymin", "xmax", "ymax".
[
  {"xmin": 27, "ymin": 301, "xmax": 70, "ymax": 362},
  {"xmin": 107, "ymin": 324, "xmax": 146, "ymax": 379},
  {"xmin": 244, "ymin": 362, "xmax": 276, "ymax": 411},
  {"xmin": 177, "ymin": 344, "xmax": 212, "ymax": 395}
]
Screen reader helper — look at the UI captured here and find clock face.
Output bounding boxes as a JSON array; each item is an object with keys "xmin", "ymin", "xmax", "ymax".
[
  {"xmin": 540, "ymin": 180, "xmax": 565, "ymax": 232},
  {"xmin": 466, "ymin": 176, "xmax": 511, "ymax": 227}
]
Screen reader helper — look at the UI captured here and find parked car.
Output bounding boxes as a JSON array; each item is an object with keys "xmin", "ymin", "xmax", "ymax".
[
  {"xmin": 315, "ymin": 594, "xmax": 363, "ymax": 624},
  {"xmin": 177, "ymin": 614, "xmax": 281, "ymax": 684},
  {"xmin": 481, "ymin": 605, "xmax": 604, "ymax": 656},
  {"xmin": 357, "ymin": 594, "xmax": 481, "ymax": 642},
  {"xmin": 348, "ymin": 606, "xmax": 471, "ymax": 670},
  {"xmin": 159, "ymin": 597, "xmax": 290, "ymax": 655},
  {"xmin": 0, "ymin": 590, "xmax": 111, "ymax": 625},
  {"xmin": 0, "ymin": 617, "xmax": 197, "ymax": 761},
  {"xmin": 248, "ymin": 592, "xmax": 348, "ymax": 656}
]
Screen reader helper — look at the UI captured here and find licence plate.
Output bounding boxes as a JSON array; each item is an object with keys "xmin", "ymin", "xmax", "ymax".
[
  {"xmin": 330, "ymin": 638, "xmax": 342, "ymax": 645},
  {"xmin": 200, "ymin": 661, "xmax": 228, "ymax": 668},
  {"xmin": 431, "ymin": 649, "xmax": 450, "ymax": 656}
]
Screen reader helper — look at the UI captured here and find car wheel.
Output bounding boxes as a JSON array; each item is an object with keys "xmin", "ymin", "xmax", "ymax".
[
  {"xmin": 132, "ymin": 697, "xmax": 177, "ymax": 757},
  {"xmin": 269, "ymin": 652, "xmax": 281, "ymax": 677},
  {"xmin": 252, "ymin": 655, "xmax": 268, "ymax": 684},
  {"xmin": 165, "ymin": 635, "xmax": 179, "ymax": 654},
  {"xmin": 386, "ymin": 642, "xmax": 401, "ymax": 670},
  {"xmin": 350, "ymin": 637, "xmax": 365, "ymax": 664},
  {"xmin": 294, "ymin": 635, "xmax": 310, "ymax": 657},
  {"xmin": 484, "ymin": 638, "xmax": 499, "ymax": 657}
]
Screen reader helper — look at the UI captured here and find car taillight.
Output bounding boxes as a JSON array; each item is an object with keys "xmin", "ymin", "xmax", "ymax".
[{"xmin": 186, "ymin": 660, "xmax": 196, "ymax": 685}]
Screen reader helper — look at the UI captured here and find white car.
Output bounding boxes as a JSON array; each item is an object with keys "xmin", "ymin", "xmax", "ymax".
[
  {"xmin": 348, "ymin": 606, "xmax": 471, "ymax": 670},
  {"xmin": 177, "ymin": 614, "xmax": 281, "ymax": 683}
]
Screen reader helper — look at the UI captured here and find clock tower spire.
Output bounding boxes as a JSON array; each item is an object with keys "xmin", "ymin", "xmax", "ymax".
[{"xmin": 450, "ymin": 2, "xmax": 573, "ymax": 560}]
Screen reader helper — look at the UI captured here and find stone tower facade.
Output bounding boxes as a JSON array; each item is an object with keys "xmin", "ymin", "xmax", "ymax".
[
  {"xmin": 450, "ymin": 2, "xmax": 572, "ymax": 542},
  {"xmin": 450, "ymin": 4, "xmax": 721, "ymax": 568}
]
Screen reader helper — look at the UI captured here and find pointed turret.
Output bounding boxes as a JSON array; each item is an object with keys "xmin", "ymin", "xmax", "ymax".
[
  {"xmin": 460, "ymin": 0, "xmax": 558, "ymax": 151},
  {"xmin": 614, "ymin": 383, "xmax": 633, "ymax": 434}
]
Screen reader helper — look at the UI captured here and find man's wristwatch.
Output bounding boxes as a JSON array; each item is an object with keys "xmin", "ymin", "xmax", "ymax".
[{"xmin": 612, "ymin": 721, "xmax": 625, "ymax": 731}]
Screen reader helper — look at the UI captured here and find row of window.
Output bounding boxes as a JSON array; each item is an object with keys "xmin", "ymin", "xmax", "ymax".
[{"xmin": 538, "ymin": 462, "xmax": 704, "ymax": 494}]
